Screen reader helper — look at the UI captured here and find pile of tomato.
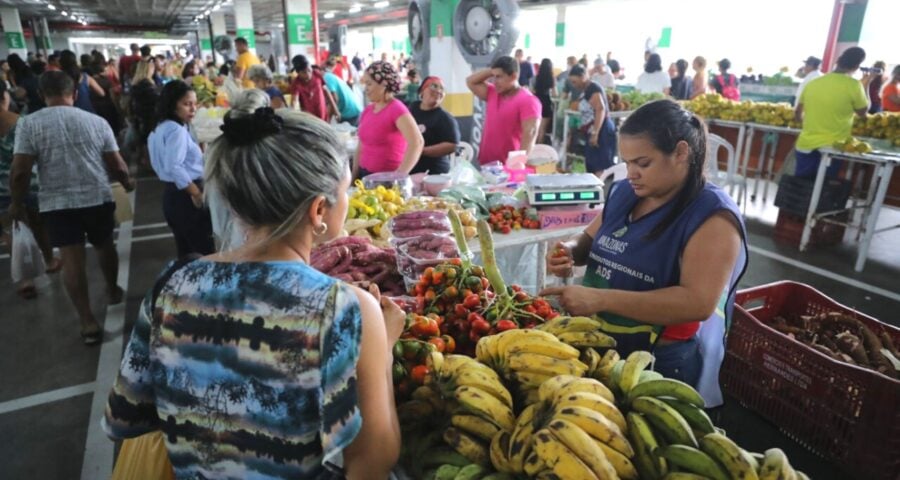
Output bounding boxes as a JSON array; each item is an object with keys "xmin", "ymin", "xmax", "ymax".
[{"xmin": 487, "ymin": 205, "xmax": 540, "ymax": 233}]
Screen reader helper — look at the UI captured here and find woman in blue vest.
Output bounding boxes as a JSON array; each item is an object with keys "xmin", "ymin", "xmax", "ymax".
[{"xmin": 541, "ymin": 99, "xmax": 748, "ymax": 407}]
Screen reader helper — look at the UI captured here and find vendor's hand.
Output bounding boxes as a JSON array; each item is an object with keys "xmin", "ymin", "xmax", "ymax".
[
  {"xmin": 589, "ymin": 135, "xmax": 599, "ymax": 147},
  {"xmin": 122, "ymin": 177, "xmax": 135, "ymax": 192},
  {"xmin": 190, "ymin": 192, "xmax": 204, "ymax": 209},
  {"xmin": 547, "ymin": 241, "xmax": 574, "ymax": 278},
  {"xmin": 7, "ymin": 202, "xmax": 25, "ymax": 222},
  {"xmin": 380, "ymin": 296, "xmax": 406, "ymax": 342},
  {"xmin": 538, "ymin": 285, "xmax": 602, "ymax": 317}
]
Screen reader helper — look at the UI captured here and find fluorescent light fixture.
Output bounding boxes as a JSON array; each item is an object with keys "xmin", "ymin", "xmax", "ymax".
[
  {"xmin": 61, "ymin": 10, "xmax": 67, "ymax": 16},
  {"xmin": 277, "ymin": 23, "xmax": 284, "ymax": 28},
  {"xmin": 204, "ymin": 9, "xmax": 211, "ymax": 15},
  {"xmin": 212, "ymin": 4, "xmax": 220, "ymax": 11},
  {"xmin": 348, "ymin": 4, "xmax": 362, "ymax": 13},
  {"xmin": 47, "ymin": 4, "xmax": 56, "ymax": 10},
  {"xmin": 374, "ymin": 1, "xmax": 388, "ymax": 7},
  {"xmin": 323, "ymin": 11, "xmax": 335, "ymax": 18}
]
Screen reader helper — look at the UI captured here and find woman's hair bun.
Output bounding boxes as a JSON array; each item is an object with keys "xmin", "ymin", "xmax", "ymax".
[{"xmin": 220, "ymin": 106, "xmax": 284, "ymax": 145}]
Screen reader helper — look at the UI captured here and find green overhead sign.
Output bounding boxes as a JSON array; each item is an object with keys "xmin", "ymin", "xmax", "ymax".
[
  {"xmin": 4, "ymin": 32, "xmax": 24, "ymax": 50},
  {"xmin": 287, "ymin": 14, "xmax": 313, "ymax": 45},
  {"xmin": 236, "ymin": 28, "xmax": 256, "ymax": 48}
]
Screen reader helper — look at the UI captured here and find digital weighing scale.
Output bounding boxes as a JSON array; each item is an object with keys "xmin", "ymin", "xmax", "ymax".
[{"xmin": 525, "ymin": 174, "xmax": 604, "ymax": 207}]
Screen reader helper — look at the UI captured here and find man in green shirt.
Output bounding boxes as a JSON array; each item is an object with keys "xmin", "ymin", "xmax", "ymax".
[{"xmin": 794, "ymin": 47, "xmax": 869, "ymax": 178}]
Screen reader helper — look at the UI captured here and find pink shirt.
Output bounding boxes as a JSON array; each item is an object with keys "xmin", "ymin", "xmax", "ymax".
[
  {"xmin": 358, "ymin": 99, "xmax": 410, "ymax": 173},
  {"xmin": 478, "ymin": 83, "xmax": 542, "ymax": 164}
]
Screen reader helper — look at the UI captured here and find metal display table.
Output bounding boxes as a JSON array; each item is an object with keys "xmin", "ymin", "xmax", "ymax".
[
  {"xmin": 740, "ymin": 123, "xmax": 800, "ymax": 203},
  {"xmin": 802, "ymin": 148, "xmax": 900, "ymax": 271}
]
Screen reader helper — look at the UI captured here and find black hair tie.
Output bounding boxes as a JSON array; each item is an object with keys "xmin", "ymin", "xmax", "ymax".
[{"xmin": 220, "ymin": 107, "xmax": 284, "ymax": 145}]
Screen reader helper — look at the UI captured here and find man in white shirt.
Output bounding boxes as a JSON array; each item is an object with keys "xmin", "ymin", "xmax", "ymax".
[{"xmin": 795, "ymin": 56, "xmax": 823, "ymax": 106}]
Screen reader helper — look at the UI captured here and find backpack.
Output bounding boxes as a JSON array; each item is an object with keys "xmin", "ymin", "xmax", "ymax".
[{"xmin": 717, "ymin": 74, "xmax": 740, "ymax": 101}]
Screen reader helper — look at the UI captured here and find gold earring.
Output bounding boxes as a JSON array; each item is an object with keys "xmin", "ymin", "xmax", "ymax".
[{"xmin": 313, "ymin": 222, "xmax": 328, "ymax": 236}]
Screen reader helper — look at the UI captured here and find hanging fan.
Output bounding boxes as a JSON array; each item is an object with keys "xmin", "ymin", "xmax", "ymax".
[
  {"xmin": 213, "ymin": 35, "xmax": 235, "ymax": 62},
  {"xmin": 453, "ymin": 0, "xmax": 518, "ymax": 67},
  {"xmin": 408, "ymin": 0, "xmax": 430, "ymax": 76}
]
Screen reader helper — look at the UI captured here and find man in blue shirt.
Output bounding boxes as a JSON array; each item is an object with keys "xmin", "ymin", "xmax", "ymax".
[{"xmin": 324, "ymin": 59, "xmax": 363, "ymax": 126}]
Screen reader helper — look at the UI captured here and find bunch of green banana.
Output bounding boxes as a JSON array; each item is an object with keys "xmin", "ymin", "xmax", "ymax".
[
  {"xmin": 501, "ymin": 374, "xmax": 637, "ymax": 479},
  {"xmin": 536, "ymin": 316, "xmax": 618, "ymax": 349},
  {"xmin": 423, "ymin": 462, "xmax": 515, "ymax": 480},
  {"xmin": 475, "ymin": 328, "xmax": 591, "ymax": 404}
]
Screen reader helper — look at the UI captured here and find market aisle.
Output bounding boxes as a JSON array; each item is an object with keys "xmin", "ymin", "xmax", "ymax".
[{"xmin": 0, "ymin": 176, "xmax": 177, "ymax": 479}]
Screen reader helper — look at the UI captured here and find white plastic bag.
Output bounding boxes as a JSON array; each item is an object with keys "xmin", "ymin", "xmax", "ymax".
[{"xmin": 11, "ymin": 222, "xmax": 46, "ymax": 283}]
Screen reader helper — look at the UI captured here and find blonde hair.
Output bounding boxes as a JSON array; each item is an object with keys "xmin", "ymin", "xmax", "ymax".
[
  {"xmin": 132, "ymin": 60, "xmax": 155, "ymax": 85},
  {"xmin": 205, "ymin": 89, "xmax": 348, "ymax": 242},
  {"xmin": 693, "ymin": 56, "xmax": 707, "ymax": 69}
]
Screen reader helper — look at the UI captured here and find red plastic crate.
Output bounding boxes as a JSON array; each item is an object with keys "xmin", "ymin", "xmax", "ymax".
[
  {"xmin": 773, "ymin": 210, "xmax": 847, "ymax": 247},
  {"xmin": 722, "ymin": 281, "xmax": 900, "ymax": 480}
]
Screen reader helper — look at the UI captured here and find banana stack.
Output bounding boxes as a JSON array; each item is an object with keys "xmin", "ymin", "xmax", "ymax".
[
  {"xmin": 476, "ymin": 326, "xmax": 618, "ymax": 405},
  {"xmin": 413, "ymin": 352, "xmax": 517, "ymax": 466},
  {"xmin": 608, "ymin": 351, "xmax": 810, "ymax": 480},
  {"xmin": 490, "ymin": 374, "xmax": 638, "ymax": 480},
  {"xmin": 536, "ymin": 315, "xmax": 619, "ymax": 350},
  {"xmin": 429, "ymin": 463, "xmax": 514, "ymax": 480}
]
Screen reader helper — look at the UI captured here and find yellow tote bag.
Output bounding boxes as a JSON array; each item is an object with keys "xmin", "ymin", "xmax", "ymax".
[
  {"xmin": 110, "ymin": 431, "xmax": 175, "ymax": 480},
  {"xmin": 110, "ymin": 182, "xmax": 133, "ymax": 224}
]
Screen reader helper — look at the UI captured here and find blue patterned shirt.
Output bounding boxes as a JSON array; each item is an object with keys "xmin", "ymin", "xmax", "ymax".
[{"xmin": 104, "ymin": 260, "xmax": 363, "ymax": 479}]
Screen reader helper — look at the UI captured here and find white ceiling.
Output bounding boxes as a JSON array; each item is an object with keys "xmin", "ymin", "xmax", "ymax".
[{"xmin": 2, "ymin": 0, "xmax": 409, "ymax": 33}]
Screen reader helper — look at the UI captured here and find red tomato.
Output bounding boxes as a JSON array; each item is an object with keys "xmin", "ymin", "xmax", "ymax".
[
  {"xmin": 514, "ymin": 291, "xmax": 529, "ymax": 301},
  {"xmin": 410, "ymin": 365, "xmax": 429, "ymax": 385},
  {"xmin": 471, "ymin": 318, "xmax": 491, "ymax": 335},
  {"xmin": 501, "ymin": 225, "xmax": 512, "ymax": 234},
  {"xmin": 454, "ymin": 304, "xmax": 469, "ymax": 317},
  {"xmin": 469, "ymin": 330, "xmax": 482, "ymax": 343},
  {"xmin": 411, "ymin": 316, "xmax": 440, "ymax": 337},
  {"xmin": 495, "ymin": 319, "xmax": 518, "ymax": 332},
  {"xmin": 463, "ymin": 294, "xmax": 482, "ymax": 309},
  {"xmin": 441, "ymin": 335, "xmax": 456, "ymax": 353},
  {"xmin": 427, "ymin": 337, "xmax": 446, "ymax": 353}
]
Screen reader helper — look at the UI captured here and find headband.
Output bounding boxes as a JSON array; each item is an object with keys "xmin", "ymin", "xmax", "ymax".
[{"xmin": 418, "ymin": 76, "xmax": 443, "ymax": 95}]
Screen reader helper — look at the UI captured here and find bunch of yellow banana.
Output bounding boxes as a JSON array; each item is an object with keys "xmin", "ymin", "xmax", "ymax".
[
  {"xmin": 535, "ymin": 315, "xmax": 618, "ymax": 349},
  {"xmin": 476, "ymin": 326, "xmax": 609, "ymax": 405},
  {"xmin": 418, "ymin": 352, "xmax": 517, "ymax": 466},
  {"xmin": 492, "ymin": 374, "xmax": 637, "ymax": 480}
]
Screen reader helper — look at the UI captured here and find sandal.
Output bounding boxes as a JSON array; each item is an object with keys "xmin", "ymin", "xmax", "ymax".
[
  {"xmin": 17, "ymin": 284, "xmax": 37, "ymax": 300},
  {"xmin": 81, "ymin": 329, "xmax": 103, "ymax": 346}
]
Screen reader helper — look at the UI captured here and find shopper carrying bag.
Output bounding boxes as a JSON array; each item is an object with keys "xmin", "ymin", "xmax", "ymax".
[{"xmin": 10, "ymin": 221, "xmax": 46, "ymax": 283}]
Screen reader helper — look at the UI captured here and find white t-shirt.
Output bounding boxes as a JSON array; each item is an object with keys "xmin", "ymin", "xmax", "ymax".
[
  {"xmin": 635, "ymin": 71, "xmax": 672, "ymax": 94},
  {"xmin": 795, "ymin": 70, "xmax": 823, "ymax": 106},
  {"xmin": 591, "ymin": 71, "xmax": 616, "ymax": 90}
]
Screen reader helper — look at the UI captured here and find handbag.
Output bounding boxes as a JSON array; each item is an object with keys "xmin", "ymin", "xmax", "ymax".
[
  {"xmin": 110, "ymin": 431, "xmax": 175, "ymax": 480},
  {"xmin": 111, "ymin": 182, "xmax": 134, "ymax": 224}
]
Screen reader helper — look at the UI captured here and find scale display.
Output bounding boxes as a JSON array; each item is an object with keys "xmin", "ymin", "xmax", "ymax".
[{"xmin": 534, "ymin": 190, "xmax": 601, "ymax": 203}]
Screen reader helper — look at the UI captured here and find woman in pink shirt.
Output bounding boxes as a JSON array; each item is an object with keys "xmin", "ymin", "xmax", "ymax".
[{"xmin": 355, "ymin": 61, "xmax": 424, "ymax": 179}]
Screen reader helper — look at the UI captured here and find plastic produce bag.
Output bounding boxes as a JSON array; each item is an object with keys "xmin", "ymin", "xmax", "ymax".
[
  {"xmin": 447, "ymin": 158, "xmax": 484, "ymax": 186},
  {"xmin": 111, "ymin": 431, "xmax": 175, "ymax": 480},
  {"xmin": 10, "ymin": 222, "xmax": 45, "ymax": 283}
]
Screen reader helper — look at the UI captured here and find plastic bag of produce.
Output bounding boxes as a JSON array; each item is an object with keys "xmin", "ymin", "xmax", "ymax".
[
  {"xmin": 387, "ymin": 210, "xmax": 452, "ymax": 238},
  {"xmin": 439, "ymin": 186, "xmax": 488, "ymax": 215},
  {"xmin": 447, "ymin": 157, "xmax": 484, "ymax": 185},
  {"xmin": 10, "ymin": 222, "xmax": 45, "ymax": 283}
]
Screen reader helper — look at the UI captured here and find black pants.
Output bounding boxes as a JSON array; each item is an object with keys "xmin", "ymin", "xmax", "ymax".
[{"xmin": 163, "ymin": 181, "xmax": 215, "ymax": 258}]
